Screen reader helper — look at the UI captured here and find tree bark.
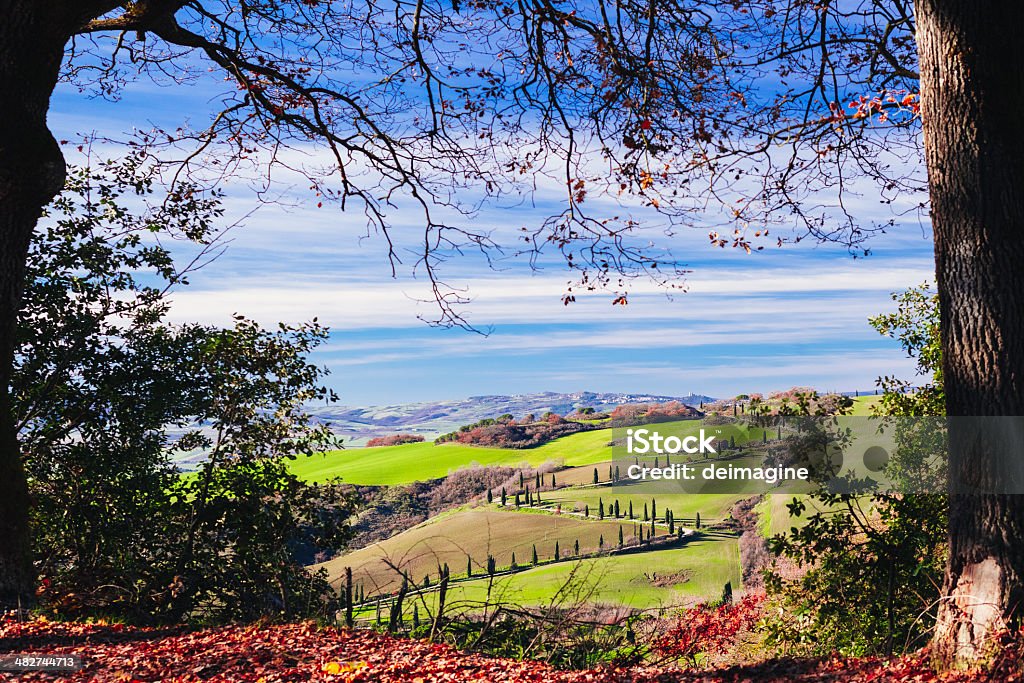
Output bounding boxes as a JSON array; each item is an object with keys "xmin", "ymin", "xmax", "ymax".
[
  {"xmin": 0, "ymin": 3, "xmax": 70, "ymax": 608},
  {"xmin": 917, "ymin": 0, "xmax": 1024, "ymax": 669}
]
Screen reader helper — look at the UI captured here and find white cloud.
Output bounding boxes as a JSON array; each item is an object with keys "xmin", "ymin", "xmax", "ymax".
[{"xmin": 165, "ymin": 258, "xmax": 934, "ymax": 330}]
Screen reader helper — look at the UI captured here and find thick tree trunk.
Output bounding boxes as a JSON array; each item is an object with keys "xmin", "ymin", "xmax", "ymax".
[
  {"xmin": 0, "ymin": 4, "xmax": 69, "ymax": 608},
  {"xmin": 917, "ymin": 0, "xmax": 1024, "ymax": 669}
]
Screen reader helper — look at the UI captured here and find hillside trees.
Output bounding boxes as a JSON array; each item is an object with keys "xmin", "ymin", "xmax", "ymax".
[{"xmin": 16, "ymin": 162, "xmax": 353, "ymax": 622}]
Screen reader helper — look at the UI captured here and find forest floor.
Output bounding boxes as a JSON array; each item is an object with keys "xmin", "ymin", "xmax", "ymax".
[{"xmin": 0, "ymin": 617, "xmax": 1013, "ymax": 682}]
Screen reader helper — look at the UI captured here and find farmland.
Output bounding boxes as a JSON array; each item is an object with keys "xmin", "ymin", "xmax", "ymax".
[
  {"xmin": 301, "ymin": 410, "xmax": 840, "ymax": 616},
  {"xmin": 290, "ymin": 426, "xmax": 618, "ymax": 486},
  {"xmin": 399, "ymin": 535, "xmax": 742, "ymax": 612},
  {"xmin": 290, "ymin": 417, "xmax": 760, "ymax": 487}
]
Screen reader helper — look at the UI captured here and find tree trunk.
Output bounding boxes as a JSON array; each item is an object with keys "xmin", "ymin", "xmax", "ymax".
[
  {"xmin": 917, "ymin": 0, "xmax": 1024, "ymax": 669},
  {"xmin": 0, "ymin": 4, "xmax": 69, "ymax": 609}
]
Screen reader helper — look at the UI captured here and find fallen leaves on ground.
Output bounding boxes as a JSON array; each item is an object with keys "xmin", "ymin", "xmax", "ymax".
[{"xmin": 0, "ymin": 617, "xmax": 1011, "ymax": 682}]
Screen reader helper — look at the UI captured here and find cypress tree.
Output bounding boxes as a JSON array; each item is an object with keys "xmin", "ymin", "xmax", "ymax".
[
  {"xmin": 574, "ymin": 539, "xmax": 580, "ymax": 555},
  {"xmin": 599, "ymin": 498, "xmax": 605, "ymax": 519},
  {"xmin": 554, "ymin": 541, "xmax": 560, "ymax": 561},
  {"xmin": 515, "ymin": 492, "xmax": 521, "ymax": 507},
  {"xmin": 654, "ymin": 455, "xmax": 659, "ymax": 467},
  {"xmin": 467, "ymin": 555, "xmax": 473, "ymax": 577},
  {"xmin": 730, "ymin": 435, "xmax": 736, "ymax": 449},
  {"xmin": 599, "ymin": 535, "xmax": 604, "ymax": 549},
  {"xmin": 487, "ymin": 555, "xmax": 496, "ymax": 575},
  {"xmin": 551, "ymin": 473, "xmax": 556, "ymax": 487},
  {"xmin": 584, "ymin": 503, "xmax": 590, "ymax": 517},
  {"xmin": 531, "ymin": 544, "xmax": 538, "ymax": 565},
  {"xmin": 413, "ymin": 604, "xmax": 420, "ymax": 629},
  {"xmin": 511, "ymin": 551, "xmax": 517, "ymax": 569},
  {"xmin": 615, "ymin": 465, "xmax": 620, "ymax": 480},
  {"xmin": 665, "ymin": 454, "xmax": 670, "ymax": 466},
  {"xmin": 614, "ymin": 499, "xmax": 620, "ymax": 518},
  {"xmin": 696, "ymin": 511, "xmax": 701, "ymax": 529},
  {"xmin": 644, "ymin": 503, "xmax": 649, "ymax": 521},
  {"xmin": 628, "ymin": 501, "xmax": 634, "ymax": 519},
  {"xmin": 668, "ymin": 511, "xmax": 675, "ymax": 534},
  {"xmin": 535, "ymin": 471, "xmax": 541, "ymax": 488},
  {"xmin": 345, "ymin": 567, "xmax": 354, "ymax": 628},
  {"xmin": 618, "ymin": 525, "xmax": 624, "ymax": 547},
  {"xmin": 501, "ymin": 487, "xmax": 507, "ymax": 505},
  {"xmin": 519, "ymin": 471, "xmax": 525, "ymax": 488},
  {"xmin": 593, "ymin": 468, "xmax": 599, "ymax": 484},
  {"xmin": 608, "ymin": 464, "xmax": 613, "ymax": 480},
  {"xmin": 651, "ymin": 498, "xmax": 657, "ymax": 520},
  {"xmin": 487, "ymin": 489, "xmax": 493, "ymax": 503}
]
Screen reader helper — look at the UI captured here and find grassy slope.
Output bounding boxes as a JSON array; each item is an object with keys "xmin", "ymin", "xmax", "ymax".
[
  {"xmin": 542, "ymin": 486, "xmax": 744, "ymax": 526},
  {"xmin": 290, "ymin": 428, "xmax": 620, "ymax": 486},
  {"xmin": 304, "ymin": 418, "xmax": 768, "ymax": 611},
  {"xmin": 849, "ymin": 394, "xmax": 882, "ymax": 416},
  {"xmin": 392, "ymin": 534, "xmax": 741, "ymax": 612},
  {"xmin": 290, "ymin": 418, "xmax": 741, "ymax": 486},
  {"xmin": 314, "ymin": 507, "xmax": 646, "ymax": 596}
]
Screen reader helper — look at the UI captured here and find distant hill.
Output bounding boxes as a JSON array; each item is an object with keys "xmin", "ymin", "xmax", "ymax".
[{"xmin": 308, "ymin": 390, "xmax": 715, "ymax": 445}]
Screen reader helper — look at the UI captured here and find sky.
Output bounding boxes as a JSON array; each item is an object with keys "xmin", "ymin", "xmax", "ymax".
[{"xmin": 47, "ymin": 65, "xmax": 936, "ymax": 407}]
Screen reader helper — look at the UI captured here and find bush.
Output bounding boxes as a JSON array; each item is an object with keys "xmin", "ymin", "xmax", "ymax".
[
  {"xmin": 436, "ymin": 418, "xmax": 593, "ymax": 448},
  {"xmin": 366, "ymin": 434, "xmax": 425, "ymax": 447},
  {"xmin": 606, "ymin": 401, "xmax": 701, "ymax": 427},
  {"xmin": 653, "ymin": 595, "xmax": 765, "ymax": 666},
  {"xmin": 19, "ymin": 164, "xmax": 354, "ymax": 624}
]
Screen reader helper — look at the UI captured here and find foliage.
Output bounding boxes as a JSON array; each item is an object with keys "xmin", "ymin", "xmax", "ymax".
[
  {"xmin": 17, "ymin": 163, "xmax": 354, "ymax": 624},
  {"xmin": 606, "ymin": 401, "xmax": 701, "ymax": 427},
  {"xmin": 763, "ymin": 491, "xmax": 946, "ymax": 657},
  {"xmin": 435, "ymin": 417, "xmax": 593, "ymax": 449},
  {"xmin": 763, "ymin": 287, "xmax": 947, "ymax": 656},
  {"xmin": 868, "ymin": 284, "xmax": 944, "ymax": 417},
  {"xmin": 653, "ymin": 595, "xmax": 765, "ymax": 666},
  {"xmin": 1, "ymin": 615, "xmax": 1005, "ymax": 682},
  {"xmin": 365, "ymin": 434, "xmax": 426, "ymax": 447}
]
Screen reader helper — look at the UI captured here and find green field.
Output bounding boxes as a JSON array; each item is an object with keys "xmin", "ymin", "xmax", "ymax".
[
  {"xmin": 541, "ymin": 485, "xmax": 746, "ymax": 527},
  {"xmin": 290, "ymin": 418, "xmax": 742, "ymax": 486},
  {"xmin": 304, "ymin": 418, "xmax": 779, "ymax": 614},
  {"xmin": 362, "ymin": 535, "xmax": 741, "ymax": 614},
  {"xmin": 314, "ymin": 507, "xmax": 658, "ymax": 597},
  {"xmin": 849, "ymin": 394, "xmax": 882, "ymax": 415}
]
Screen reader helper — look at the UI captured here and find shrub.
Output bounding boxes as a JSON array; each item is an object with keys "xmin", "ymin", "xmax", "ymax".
[
  {"xmin": 365, "ymin": 434, "xmax": 425, "ymax": 447},
  {"xmin": 654, "ymin": 595, "xmax": 765, "ymax": 666},
  {"xmin": 606, "ymin": 401, "xmax": 701, "ymax": 427}
]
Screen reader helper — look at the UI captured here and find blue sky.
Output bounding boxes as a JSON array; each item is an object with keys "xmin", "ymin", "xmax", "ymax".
[{"xmin": 48, "ymin": 74, "xmax": 935, "ymax": 406}]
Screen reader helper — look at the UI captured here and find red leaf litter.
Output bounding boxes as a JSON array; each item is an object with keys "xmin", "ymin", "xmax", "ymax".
[{"xmin": 0, "ymin": 617, "xmax": 1011, "ymax": 682}]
